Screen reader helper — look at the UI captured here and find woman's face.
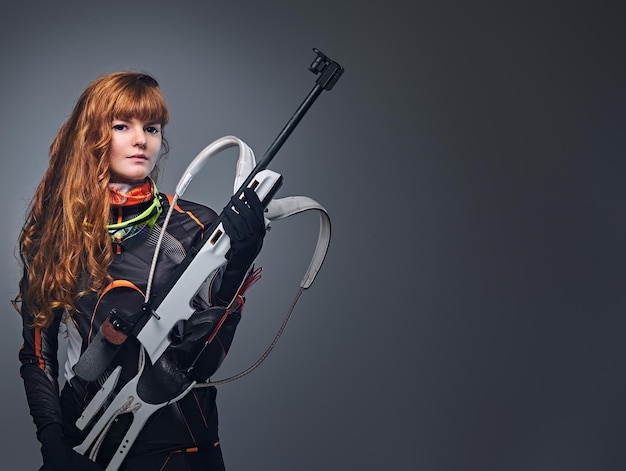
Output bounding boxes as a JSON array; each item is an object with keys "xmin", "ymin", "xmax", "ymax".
[{"xmin": 108, "ymin": 117, "xmax": 162, "ymax": 184}]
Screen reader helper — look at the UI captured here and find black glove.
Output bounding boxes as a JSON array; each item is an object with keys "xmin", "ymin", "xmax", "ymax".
[
  {"xmin": 221, "ymin": 187, "xmax": 266, "ymax": 270},
  {"xmin": 216, "ymin": 188, "xmax": 266, "ymax": 305},
  {"xmin": 40, "ymin": 424, "xmax": 103, "ymax": 471}
]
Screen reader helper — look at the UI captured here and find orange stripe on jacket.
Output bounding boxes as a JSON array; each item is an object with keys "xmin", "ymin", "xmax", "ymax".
[{"xmin": 164, "ymin": 194, "xmax": 205, "ymax": 236}]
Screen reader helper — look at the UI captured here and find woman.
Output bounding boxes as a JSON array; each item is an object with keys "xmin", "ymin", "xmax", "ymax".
[{"xmin": 15, "ymin": 72, "xmax": 266, "ymax": 470}]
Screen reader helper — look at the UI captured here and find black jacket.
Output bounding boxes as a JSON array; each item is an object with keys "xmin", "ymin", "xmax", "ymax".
[{"xmin": 19, "ymin": 194, "xmax": 245, "ymax": 467}]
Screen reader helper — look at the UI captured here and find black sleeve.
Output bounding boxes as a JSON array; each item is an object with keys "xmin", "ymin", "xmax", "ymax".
[{"xmin": 17, "ymin": 274, "xmax": 65, "ymax": 441}]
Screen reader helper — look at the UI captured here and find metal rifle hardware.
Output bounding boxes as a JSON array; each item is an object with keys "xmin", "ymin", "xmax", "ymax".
[
  {"xmin": 73, "ymin": 48, "xmax": 343, "ymax": 470},
  {"xmin": 309, "ymin": 47, "xmax": 344, "ymax": 91}
]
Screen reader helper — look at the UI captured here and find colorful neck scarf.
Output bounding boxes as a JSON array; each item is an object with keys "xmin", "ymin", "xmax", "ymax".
[
  {"xmin": 109, "ymin": 180, "xmax": 154, "ymax": 207},
  {"xmin": 108, "ymin": 179, "xmax": 162, "ymax": 243}
]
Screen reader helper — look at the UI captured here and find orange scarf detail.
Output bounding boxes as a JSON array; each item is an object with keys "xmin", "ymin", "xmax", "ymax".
[{"xmin": 109, "ymin": 180, "xmax": 154, "ymax": 207}]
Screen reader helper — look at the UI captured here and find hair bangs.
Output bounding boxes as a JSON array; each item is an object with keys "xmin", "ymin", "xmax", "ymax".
[{"xmin": 113, "ymin": 79, "xmax": 169, "ymax": 126}]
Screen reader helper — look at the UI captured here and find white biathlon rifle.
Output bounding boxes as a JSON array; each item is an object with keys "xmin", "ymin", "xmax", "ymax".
[{"xmin": 71, "ymin": 48, "xmax": 343, "ymax": 470}]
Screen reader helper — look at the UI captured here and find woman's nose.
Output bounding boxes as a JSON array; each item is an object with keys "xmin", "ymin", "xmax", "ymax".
[{"xmin": 134, "ymin": 128, "xmax": 147, "ymax": 147}]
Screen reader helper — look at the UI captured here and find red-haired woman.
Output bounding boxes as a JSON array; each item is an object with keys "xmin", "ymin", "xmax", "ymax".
[{"xmin": 15, "ymin": 72, "xmax": 265, "ymax": 470}]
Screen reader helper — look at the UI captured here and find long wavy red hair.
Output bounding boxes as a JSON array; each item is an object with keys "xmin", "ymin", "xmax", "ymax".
[{"xmin": 15, "ymin": 72, "xmax": 169, "ymax": 328}]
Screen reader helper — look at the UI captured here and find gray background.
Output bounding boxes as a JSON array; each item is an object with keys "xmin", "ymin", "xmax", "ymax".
[{"xmin": 1, "ymin": 1, "xmax": 625, "ymax": 470}]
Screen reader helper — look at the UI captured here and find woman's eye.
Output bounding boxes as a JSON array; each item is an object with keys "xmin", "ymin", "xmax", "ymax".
[
  {"xmin": 112, "ymin": 124, "xmax": 127, "ymax": 131},
  {"xmin": 146, "ymin": 126, "xmax": 160, "ymax": 134}
]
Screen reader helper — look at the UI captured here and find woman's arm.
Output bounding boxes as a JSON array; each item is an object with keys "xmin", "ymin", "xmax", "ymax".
[
  {"xmin": 18, "ymin": 274, "xmax": 64, "ymax": 439},
  {"xmin": 18, "ymin": 275, "xmax": 103, "ymax": 470}
]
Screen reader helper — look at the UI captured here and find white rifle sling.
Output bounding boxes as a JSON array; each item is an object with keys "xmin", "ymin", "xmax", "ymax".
[{"xmin": 265, "ymin": 196, "xmax": 331, "ymax": 289}]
